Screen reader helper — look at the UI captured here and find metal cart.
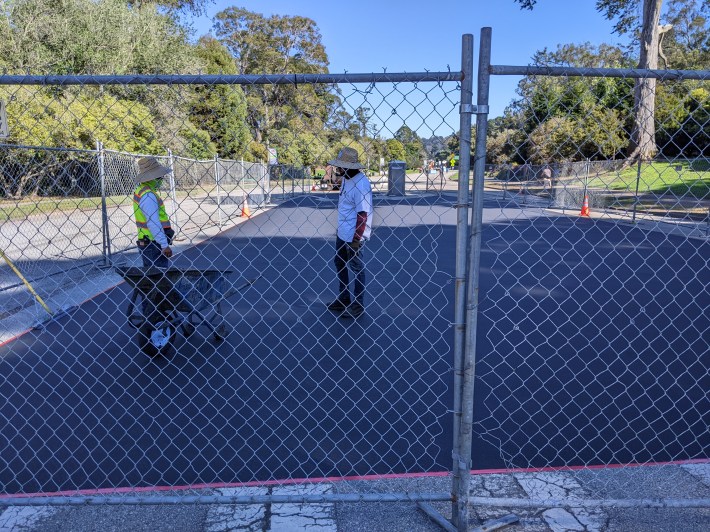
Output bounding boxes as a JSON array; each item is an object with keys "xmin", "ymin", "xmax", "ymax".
[{"xmin": 116, "ymin": 267, "xmax": 233, "ymax": 357}]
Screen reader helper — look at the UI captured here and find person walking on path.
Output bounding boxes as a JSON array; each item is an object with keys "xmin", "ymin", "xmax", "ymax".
[
  {"xmin": 542, "ymin": 165, "xmax": 553, "ymax": 196},
  {"xmin": 326, "ymin": 147, "xmax": 373, "ymax": 319},
  {"xmin": 133, "ymin": 156, "xmax": 175, "ymax": 269}
]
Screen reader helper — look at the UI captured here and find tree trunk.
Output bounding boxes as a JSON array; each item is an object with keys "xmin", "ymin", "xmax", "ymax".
[{"xmin": 628, "ymin": 0, "xmax": 663, "ymax": 162}]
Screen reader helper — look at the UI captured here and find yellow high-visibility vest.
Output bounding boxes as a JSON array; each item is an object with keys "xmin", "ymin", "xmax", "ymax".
[{"xmin": 133, "ymin": 182, "xmax": 171, "ymax": 240}]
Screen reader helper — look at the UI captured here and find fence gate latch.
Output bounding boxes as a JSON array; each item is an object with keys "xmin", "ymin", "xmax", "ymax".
[{"xmin": 460, "ymin": 104, "xmax": 489, "ymax": 115}]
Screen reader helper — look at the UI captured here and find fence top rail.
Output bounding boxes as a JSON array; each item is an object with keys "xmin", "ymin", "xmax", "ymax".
[
  {"xmin": 0, "ymin": 71, "xmax": 464, "ymax": 86},
  {"xmin": 490, "ymin": 64, "xmax": 710, "ymax": 80}
]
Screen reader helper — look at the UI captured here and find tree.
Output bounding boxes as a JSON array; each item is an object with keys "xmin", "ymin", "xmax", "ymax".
[
  {"xmin": 514, "ymin": 0, "xmax": 665, "ymax": 161},
  {"xmin": 212, "ymin": 7, "xmax": 331, "ymax": 157},
  {"xmin": 394, "ymin": 126, "xmax": 425, "ymax": 169},
  {"xmin": 385, "ymin": 138, "xmax": 406, "ymax": 162},
  {"xmin": 128, "ymin": 0, "xmax": 212, "ymax": 16},
  {"xmin": 192, "ymin": 36, "xmax": 252, "ymax": 158},
  {"xmin": 657, "ymin": 0, "xmax": 710, "ymax": 68},
  {"xmin": 0, "ymin": 0, "xmax": 200, "ymax": 74}
]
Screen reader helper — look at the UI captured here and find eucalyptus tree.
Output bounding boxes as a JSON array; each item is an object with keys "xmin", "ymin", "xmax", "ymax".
[
  {"xmin": 515, "ymin": 0, "xmax": 709, "ymax": 160},
  {"xmin": 212, "ymin": 7, "xmax": 333, "ymax": 162},
  {"xmin": 192, "ymin": 36, "xmax": 252, "ymax": 159},
  {"xmin": 515, "ymin": 0, "xmax": 665, "ymax": 161}
]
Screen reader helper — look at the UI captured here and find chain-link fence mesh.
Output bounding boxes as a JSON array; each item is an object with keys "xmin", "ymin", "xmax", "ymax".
[
  {"xmin": 0, "ymin": 72, "xmax": 463, "ymax": 513},
  {"xmin": 0, "ymin": 30, "xmax": 708, "ymax": 530},
  {"xmin": 465, "ymin": 40, "xmax": 709, "ymax": 519}
]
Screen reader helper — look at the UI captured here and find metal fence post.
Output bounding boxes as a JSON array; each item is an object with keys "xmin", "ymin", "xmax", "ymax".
[
  {"xmin": 167, "ymin": 149, "xmax": 180, "ymax": 238},
  {"xmin": 97, "ymin": 140, "xmax": 111, "ymax": 266},
  {"xmin": 456, "ymin": 27, "xmax": 492, "ymax": 532},
  {"xmin": 632, "ymin": 158, "xmax": 642, "ymax": 223},
  {"xmin": 215, "ymin": 154, "xmax": 223, "ymax": 227},
  {"xmin": 451, "ymin": 32, "xmax": 474, "ymax": 530}
]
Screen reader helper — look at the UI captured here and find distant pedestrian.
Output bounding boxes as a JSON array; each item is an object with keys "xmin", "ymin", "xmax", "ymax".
[
  {"xmin": 542, "ymin": 165, "xmax": 552, "ymax": 195},
  {"xmin": 325, "ymin": 147, "xmax": 373, "ymax": 319},
  {"xmin": 133, "ymin": 156, "xmax": 175, "ymax": 269}
]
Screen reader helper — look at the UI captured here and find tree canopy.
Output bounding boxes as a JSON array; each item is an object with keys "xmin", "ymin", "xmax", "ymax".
[{"xmin": 511, "ymin": 0, "xmax": 709, "ymax": 161}]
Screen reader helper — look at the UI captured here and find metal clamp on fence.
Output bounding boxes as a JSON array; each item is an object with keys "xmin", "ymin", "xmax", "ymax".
[{"xmin": 459, "ymin": 104, "xmax": 489, "ymax": 115}]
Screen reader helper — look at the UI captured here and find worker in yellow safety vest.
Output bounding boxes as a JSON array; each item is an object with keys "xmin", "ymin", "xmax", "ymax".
[{"xmin": 133, "ymin": 156, "xmax": 175, "ymax": 269}]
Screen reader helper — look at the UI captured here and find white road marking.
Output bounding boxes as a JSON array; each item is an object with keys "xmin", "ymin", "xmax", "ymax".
[
  {"xmin": 0, "ymin": 505, "xmax": 57, "ymax": 531},
  {"xmin": 205, "ymin": 483, "xmax": 336, "ymax": 531},
  {"xmin": 515, "ymin": 472, "xmax": 604, "ymax": 532}
]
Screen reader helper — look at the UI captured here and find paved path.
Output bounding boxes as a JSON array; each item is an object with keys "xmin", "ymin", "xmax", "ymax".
[{"xmin": 1, "ymin": 463, "xmax": 708, "ymax": 531}]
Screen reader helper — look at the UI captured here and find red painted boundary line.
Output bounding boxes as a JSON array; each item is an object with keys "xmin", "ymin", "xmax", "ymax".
[{"xmin": 2, "ymin": 458, "xmax": 708, "ymax": 499}]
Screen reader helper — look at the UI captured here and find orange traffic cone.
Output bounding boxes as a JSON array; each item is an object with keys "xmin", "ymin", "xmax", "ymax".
[
  {"xmin": 241, "ymin": 196, "xmax": 251, "ymax": 218},
  {"xmin": 580, "ymin": 195, "xmax": 590, "ymax": 217}
]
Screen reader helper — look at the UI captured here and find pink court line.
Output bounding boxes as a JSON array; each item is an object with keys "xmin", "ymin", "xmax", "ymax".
[{"xmin": 3, "ymin": 458, "xmax": 708, "ymax": 499}]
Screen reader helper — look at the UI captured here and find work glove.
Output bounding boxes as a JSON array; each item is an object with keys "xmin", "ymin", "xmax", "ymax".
[
  {"xmin": 348, "ymin": 239, "xmax": 361, "ymax": 252},
  {"xmin": 164, "ymin": 227, "xmax": 175, "ymax": 245}
]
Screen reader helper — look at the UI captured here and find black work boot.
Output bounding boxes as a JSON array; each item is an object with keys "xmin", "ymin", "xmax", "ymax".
[
  {"xmin": 326, "ymin": 299, "xmax": 350, "ymax": 312},
  {"xmin": 341, "ymin": 303, "xmax": 364, "ymax": 319}
]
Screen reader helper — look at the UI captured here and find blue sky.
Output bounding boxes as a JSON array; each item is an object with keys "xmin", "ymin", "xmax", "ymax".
[{"xmin": 191, "ymin": 0, "xmax": 630, "ymax": 119}]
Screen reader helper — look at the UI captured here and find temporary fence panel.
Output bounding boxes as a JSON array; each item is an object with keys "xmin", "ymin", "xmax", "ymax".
[
  {"xmin": 459, "ymin": 27, "xmax": 710, "ymax": 526},
  {"xmin": 0, "ymin": 62, "xmax": 469, "ymax": 528}
]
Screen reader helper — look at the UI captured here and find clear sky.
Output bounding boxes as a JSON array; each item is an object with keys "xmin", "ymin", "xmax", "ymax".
[{"xmin": 190, "ymin": 0, "xmax": 631, "ymax": 118}]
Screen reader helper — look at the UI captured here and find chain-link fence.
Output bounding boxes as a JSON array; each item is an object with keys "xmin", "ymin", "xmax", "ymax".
[
  {"xmin": 0, "ymin": 62, "xmax": 470, "ymax": 527},
  {"xmin": 451, "ymin": 27, "xmax": 709, "ymax": 528},
  {"xmin": 0, "ymin": 29, "xmax": 708, "ymax": 531}
]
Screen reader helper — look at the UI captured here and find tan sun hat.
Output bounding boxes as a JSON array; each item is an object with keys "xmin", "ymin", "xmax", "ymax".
[
  {"xmin": 328, "ymin": 147, "xmax": 364, "ymax": 170},
  {"xmin": 135, "ymin": 156, "xmax": 171, "ymax": 184}
]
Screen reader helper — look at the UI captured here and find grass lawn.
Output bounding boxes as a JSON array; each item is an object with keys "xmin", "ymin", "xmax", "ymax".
[
  {"xmin": 0, "ymin": 197, "xmax": 125, "ymax": 222},
  {"xmin": 587, "ymin": 161, "xmax": 710, "ymax": 198}
]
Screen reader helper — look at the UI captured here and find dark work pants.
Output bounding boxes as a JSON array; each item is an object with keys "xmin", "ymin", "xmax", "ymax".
[
  {"xmin": 139, "ymin": 239, "xmax": 169, "ymax": 269},
  {"xmin": 138, "ymin": 239, "xmax": 169, "ymax": 322},
  {"xmin": 334, "ymin": 237, "xmax": 365, "ymax": 306}
]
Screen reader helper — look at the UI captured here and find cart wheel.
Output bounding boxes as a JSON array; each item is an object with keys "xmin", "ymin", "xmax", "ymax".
[{"xmin": 138, "ymin": 323, "xmax": 175, "ymax": 358}]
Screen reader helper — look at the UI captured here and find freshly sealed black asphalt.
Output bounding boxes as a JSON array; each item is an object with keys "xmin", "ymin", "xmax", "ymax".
[{"xmin": 1, "ymin": 193, "xmax": 707, "ymax": 493}]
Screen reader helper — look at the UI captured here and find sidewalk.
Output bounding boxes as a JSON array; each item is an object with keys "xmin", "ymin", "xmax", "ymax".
[{"xmin": 1, "ymin": 463, "xmax": 708, "ymax": 531}]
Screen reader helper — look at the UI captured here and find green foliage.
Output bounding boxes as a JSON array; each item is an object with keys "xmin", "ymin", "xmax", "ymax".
[
  {"xmin": 0, "ymin": 0, "xmax": 200, "ymax": 74},
  {"xmin": 1, "ymin": 87, "xmax": 163, "ymax": 153},
  {"xmin": 0, "ymin": 0, "xmax": 218, "ymax": 158},
  {"xmin": 212, "ymin": 7, "xmax": 334, "ymax": 155},
  {"xmin": 190, "ymin": 37, "xmax": 252, "ymax": 158},
  {"xmin": 180, "ymin": 126, "xmax": 216, "ymax": 159},
  {"xmin": 385, "ymin": 139, "xmax": 406, "ymax": 162},
  {"xmin": 392, "ymin": 126, "xmax": 425, "ymax": 169}
]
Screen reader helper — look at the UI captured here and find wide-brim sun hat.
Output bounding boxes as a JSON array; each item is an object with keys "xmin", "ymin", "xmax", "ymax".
[
  {"xmin": 328, "ymin": 147, "xmax": 364, "ymax": 169},
  {"xmin": 135, "ymin": 156, "xmax": 171, "ymax": 184}
]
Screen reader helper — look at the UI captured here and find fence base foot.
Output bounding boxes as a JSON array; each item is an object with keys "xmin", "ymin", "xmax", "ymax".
[
  {"xmin": 416, "ymin": 502, "xmax": 457, "ymax": 531},
  {"xmin": 471, "ymin": 514, "xmax": 520, "ymax": 532}
]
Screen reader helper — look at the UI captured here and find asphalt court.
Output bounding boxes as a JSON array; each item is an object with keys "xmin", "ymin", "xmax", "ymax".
[{"xmin": 0, "ymin": 192, "xmax": 707, "ymax": 494}]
